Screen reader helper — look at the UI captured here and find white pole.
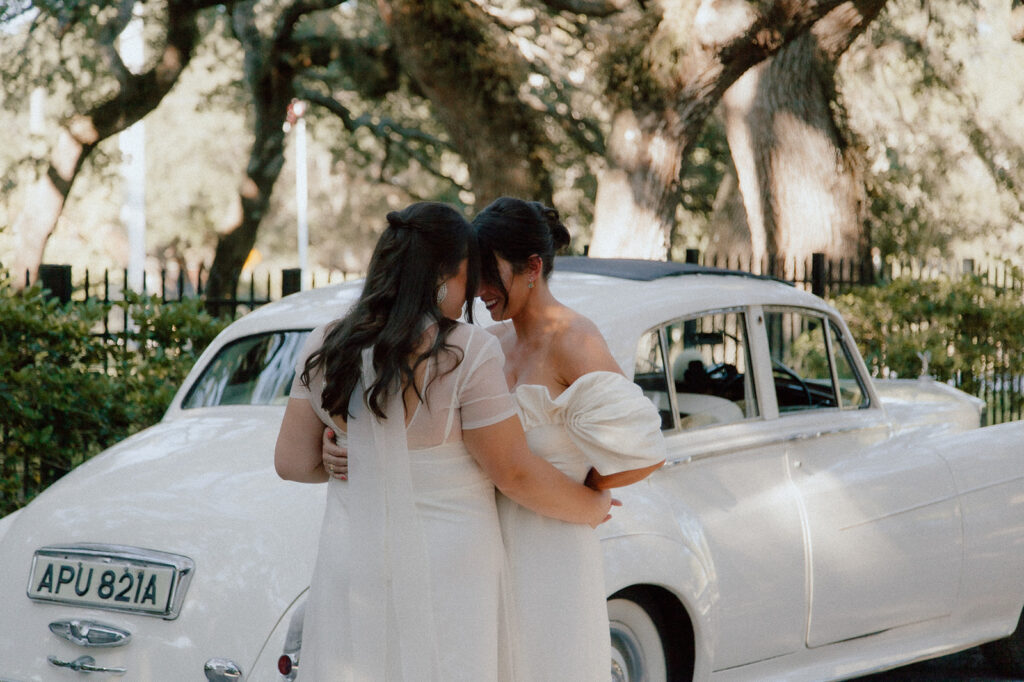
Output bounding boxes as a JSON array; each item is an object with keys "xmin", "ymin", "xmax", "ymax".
[
  {"xmin": 29, "ymin": 88, "xmax": 46, "ymax": 135},
  {"xmin": 119, "ymin": 10, "xmax": 146, "ymax": 293},
  {"xmin": 296, "ymin": 114, "xmax": 309, "ymax": 289}
]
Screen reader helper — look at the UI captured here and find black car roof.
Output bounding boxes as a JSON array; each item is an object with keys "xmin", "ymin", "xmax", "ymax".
[{"xmin": 554, "ymin": 256, "xmax": 788, "ymax": 284}]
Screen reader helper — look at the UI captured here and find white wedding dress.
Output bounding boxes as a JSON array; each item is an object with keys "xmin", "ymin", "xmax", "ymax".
[
  {"xmin": 291, "ymin": 323, "xmax": 521, "ymax": 681},
  {"xmin": 498, "ymin": 372, "xmax": 666, "ymax": 682}
]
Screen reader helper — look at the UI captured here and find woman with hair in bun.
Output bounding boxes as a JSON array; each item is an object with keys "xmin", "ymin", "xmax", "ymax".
[
  {"xmin": 472, "ymin": 196, "xmax": 666, "ymax": 681},
  {"xmin": 275, "ymin": 201, "xmax": 612, "ymax": 682}
]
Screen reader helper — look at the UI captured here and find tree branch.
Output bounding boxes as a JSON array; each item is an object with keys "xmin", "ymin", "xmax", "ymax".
[
  {"xmin": 296, "ymin": 85, "xmax": 469, "ymax": 192},
  {"xmin": 531, "ymin": 0, "xmax": 632, "ymax": 19},
  {"xmin": 811, "ymin": 0, "xmax": 888, "ymax": 63},
  {"xmin": 98, "ymin": 0, "xmax": 138, "ymax": 89},
  {"xmin": 675, "ymin": 0, "xmax": 864, "ymax": 146},
  {"xmin": 1012, "ymin": 1, "xmax": 1024, "ymax": 42}
]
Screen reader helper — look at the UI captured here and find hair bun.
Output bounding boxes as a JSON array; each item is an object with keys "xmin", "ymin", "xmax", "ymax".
[
  {"xmin": 385, "ymin": 211, "xmax": 406, "ymax": 230},
  {"xmin": 540, "ymin": 206, "xmax": 571, "ymax": 250}
]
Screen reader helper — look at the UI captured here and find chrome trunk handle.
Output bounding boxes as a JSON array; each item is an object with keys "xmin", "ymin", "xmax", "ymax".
[
  {"xmin": 47, "ymin": 655, "xmax": 126, "ymax": 675},
  {"xmin": 49, "ymin": 619, "xmax": 132, "ymax": 647}
]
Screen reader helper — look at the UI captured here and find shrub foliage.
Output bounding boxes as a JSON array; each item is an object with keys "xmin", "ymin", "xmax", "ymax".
[
  {"xmin": 832, "ymin": 275, "xmax": 1024, "ymax": 421},
  {"xmin": 0, "ymin": 273, "xmax": 227, "ymax": 516}
]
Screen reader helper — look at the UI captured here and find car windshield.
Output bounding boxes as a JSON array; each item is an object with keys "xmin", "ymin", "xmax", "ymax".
[{"xmin": 182, "ymin": 331, "xmax": 310, "ymax": 408}]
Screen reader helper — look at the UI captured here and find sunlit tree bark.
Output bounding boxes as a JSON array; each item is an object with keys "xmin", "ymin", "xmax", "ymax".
[
  {"xmin": 375, "ymin": 0, "xmax": 555, "ymax": 207},
  {"xmin": 8, "ymin": 0, "xmax": 211, "ymax": 286},
  {"xmin": 588, "ymin": 0, "xmax": 875, "ymax": 259},
  {"xmin": 202, "ymin": 0, "xmax": 331, "ymax": 308},
  {"xmin": 720, "ymin": 1, "xmax": 884, "ymax": 266}
]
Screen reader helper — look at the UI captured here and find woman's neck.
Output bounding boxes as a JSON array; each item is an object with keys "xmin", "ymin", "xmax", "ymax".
[{"xmin": 510, "ymin": 285, "xmax": 561, "ymax": 342}]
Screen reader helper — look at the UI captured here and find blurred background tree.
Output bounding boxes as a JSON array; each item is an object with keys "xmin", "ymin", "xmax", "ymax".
[{"xmin": 1, "ymin": 0, "xmax": 1022, "ymax": 296}]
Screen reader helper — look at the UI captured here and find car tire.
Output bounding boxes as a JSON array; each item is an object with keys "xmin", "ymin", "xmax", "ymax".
[
  {"xmin": 982, "ymin": 609, "xmax": 1024, "ymax": 676},
  {"xmin": 608, "ymin": 597, "xmax": 670, "ymax": 682}
]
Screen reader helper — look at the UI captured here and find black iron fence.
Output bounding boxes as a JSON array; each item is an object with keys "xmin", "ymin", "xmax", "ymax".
[
  {"xmin": 22, "ymin": 253, "xmax": 1024, "ymax": 425},
  {"xmin": 687, "ymin": 248, "xmax": 1024, "ymax": 298},
  {"xmin": 27, "ymin": 264, "xmax": 359, "ymax": 322}
]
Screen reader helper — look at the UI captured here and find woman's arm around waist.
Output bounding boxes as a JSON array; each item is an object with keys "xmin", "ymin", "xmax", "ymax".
[
  {"xmin": 275, "ymin": 397, "xmax": 331, "ymax": 483},
  {"xmin": 463, "ymin": 415, "xmax": 613, "ymax": 528}
]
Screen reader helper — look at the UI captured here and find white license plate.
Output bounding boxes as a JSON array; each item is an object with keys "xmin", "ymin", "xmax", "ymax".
[{"xmin": 27, "ymin": 545, "xmax": 194, "ymax": 619}]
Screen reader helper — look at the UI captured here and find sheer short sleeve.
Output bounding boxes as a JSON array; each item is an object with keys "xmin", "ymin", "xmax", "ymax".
[
  {"xmin": 289, "ymin": 324, "xmax": 329, "ymax": 402},
  {"xmin": 459, "ymin": 331, "xmax": 517, "ymax": 431}
]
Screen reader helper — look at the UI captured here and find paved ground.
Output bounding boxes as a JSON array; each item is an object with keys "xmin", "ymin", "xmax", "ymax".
[{"xmin": 852, "ymin": 646, "xmax": 1022, "ymax": 681}]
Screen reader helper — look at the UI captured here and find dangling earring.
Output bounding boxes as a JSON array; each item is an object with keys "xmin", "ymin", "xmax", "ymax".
[
  {"xmin": 527, "ymin": 279, "xmax": 535, "ymax": 289},
  {"xmin": 436, "ymin": 281, "xmax": 448, "ymax": 304}
]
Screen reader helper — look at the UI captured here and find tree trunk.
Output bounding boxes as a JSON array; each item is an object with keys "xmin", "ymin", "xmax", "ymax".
[
  {"xmin": 202, "ymin": 84, "xmax": 291, "ymax": 310},
  {"xmin": 8, "ymin": 126, "xmax": 89, "ymax": 284},
  {"xmin": 720, "ymin": 38, "xmax": 863, "ymax": 264},
  {"xmin": 203, "ymin": 1, "xmax": 319, "ymax": 309},
  {"xmin": 589, "ymin": 0, "xmax": 876, "ymax": 260},
  {"xmin": 1012, "ymin": 0, "xmax": 1024, "ymax": 43},
  {"xmin": 589, "ymin": 110, "xmax": 683, "ymax": 258},
  {"xmin": 376, "ymin": 0, "xmax": 554, "ymax": 208},
  {"xmin": 719, "ymin": 1, "xmax": 885, "ymax": 266},
  {"xmin": 8, "ymin": 1, "xmax": 203, "ymax": 286}
]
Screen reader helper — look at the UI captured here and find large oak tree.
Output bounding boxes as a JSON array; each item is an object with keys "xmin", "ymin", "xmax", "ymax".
[
  {"xmin": 718, "ymin": 1, "xmax": 885, "ymax": 267},
  {"xmin": 6, "ymin": 0, "xmax": 220, "ymax": 286},
  {"xmin": 587, "ymin": 0, "xmax": 880, "ymax": 259}
]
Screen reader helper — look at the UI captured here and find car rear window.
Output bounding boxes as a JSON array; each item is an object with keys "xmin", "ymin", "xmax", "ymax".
[{"xmin": 182, "ymin": 331, "xmax": 310, "ymax": 408}]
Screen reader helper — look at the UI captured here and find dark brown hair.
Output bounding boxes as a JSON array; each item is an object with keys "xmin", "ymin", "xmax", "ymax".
[
  {"xmin": 302, "ymin": 202, "xmax": 478, "ymax": 420},
  {"xmin": 472, "ymin": 197, "xmax": 570, "ymax": 306}
]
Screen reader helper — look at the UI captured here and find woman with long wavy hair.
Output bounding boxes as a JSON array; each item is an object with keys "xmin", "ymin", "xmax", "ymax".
[{"xmin": 275, "ymin": 201, "xmax": 611, "ymax": 681}]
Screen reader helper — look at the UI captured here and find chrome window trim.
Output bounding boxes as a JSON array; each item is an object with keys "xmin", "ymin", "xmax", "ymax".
[
  {"xmin": 825, "ymin": 318, "xmax": 872, "ymax": 410},
  {"xmin": 761, "ymin": 305, "xmax": 874, "ymax": 411},
  {"xmin": 659, "ymin": 325, "xmax": 681, "ymax": 432},
  {"xmin": 646, "ymin": 305, "xmax": 762, "ymax": 435}
]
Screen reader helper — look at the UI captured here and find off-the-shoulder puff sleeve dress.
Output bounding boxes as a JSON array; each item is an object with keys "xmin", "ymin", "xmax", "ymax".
[
  {"xmin": 290, "ymin": 322, "xmax": 520, "ymax": 682},
  {"xmin": 500, "ymin": 371, "xmax": 666, "ymax": 682}
]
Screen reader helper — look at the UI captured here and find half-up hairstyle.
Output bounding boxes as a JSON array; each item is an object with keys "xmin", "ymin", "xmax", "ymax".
[
  {"xmin": 301, "ymin": 201, "xmax": 479, "ymax": 421},
  {"xmin": 472, "ymin": 196, "xmax": 570, "ymax": 306}
]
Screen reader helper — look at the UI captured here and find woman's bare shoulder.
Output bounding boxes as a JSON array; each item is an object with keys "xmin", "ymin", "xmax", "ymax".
[{"xmin": 554, "ymin": 308, "xmax": 621, "ymax": 377}]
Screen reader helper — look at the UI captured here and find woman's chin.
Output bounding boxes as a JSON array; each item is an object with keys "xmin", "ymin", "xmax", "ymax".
[{"xmin": 488, "ymin": 306, "xmax": 510, "ymax": 322}]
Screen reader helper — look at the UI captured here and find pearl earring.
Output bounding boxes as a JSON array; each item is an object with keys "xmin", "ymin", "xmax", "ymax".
[{"xmin": 436, "ymin": 282, "xmax": 448, "ymax": 304}]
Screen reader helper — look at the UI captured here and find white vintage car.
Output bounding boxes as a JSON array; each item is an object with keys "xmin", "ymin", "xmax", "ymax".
[{"xmin": 1, "ymin": 257, "xmax": 1023, "ymax": 682}]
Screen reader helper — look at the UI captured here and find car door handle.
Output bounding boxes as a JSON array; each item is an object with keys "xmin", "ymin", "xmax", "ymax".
[{"xmin": 48, "ymin": 655, "xmax": 126, "ymax": 675}]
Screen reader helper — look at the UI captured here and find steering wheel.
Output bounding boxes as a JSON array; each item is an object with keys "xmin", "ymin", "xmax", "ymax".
[
  {"xmin": 706, "ymin": 362, "xmax": 738, "ymax": 382},
  {"xmin": 704, "ymin": 362, "xmax": 744, "ymax": 398},
  {"xmin": 772, "ymin": 359, "xmax": 812, "ymax": 406}
]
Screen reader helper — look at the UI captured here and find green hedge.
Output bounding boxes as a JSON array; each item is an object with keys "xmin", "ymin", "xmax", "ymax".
[
  {"xmin": 0, "ymin": 272, "xmax": 228, "ymax": 516},
  {"xmin": 832, "ymin": 275, "xmax": 1024, "ymax": 421}
]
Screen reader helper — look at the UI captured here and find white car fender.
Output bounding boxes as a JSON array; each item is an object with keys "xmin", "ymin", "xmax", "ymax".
[
  {"xmin": 600, "ymin": 531, "xmax": 715, "ymax": 680},
  {"xmin": 931, "ymin": 421, "xmax": 1024, "ymax": 632},
  {"xmin": 599, "ymin": 480, "xmax": 716, "ymax": 677}
]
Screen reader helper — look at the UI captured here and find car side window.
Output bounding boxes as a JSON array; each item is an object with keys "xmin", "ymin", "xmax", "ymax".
[
  {"xmin": 633, "ymin": 329, "xmax": 675, "ymax": 430},
  {"xmin": 828, "ymin": 322, "xmax": 867, "ymax": 408},
  {"xmin": 765, "ymin": 310, "xmax": 839, "ymax": 413},
  {"xmin": 665, "ymin": 311, "xmax": 758, "ymax": 429},
  {"xmin": 182, "ymin": 331, "xmax": 310, "ymax": 408}
]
